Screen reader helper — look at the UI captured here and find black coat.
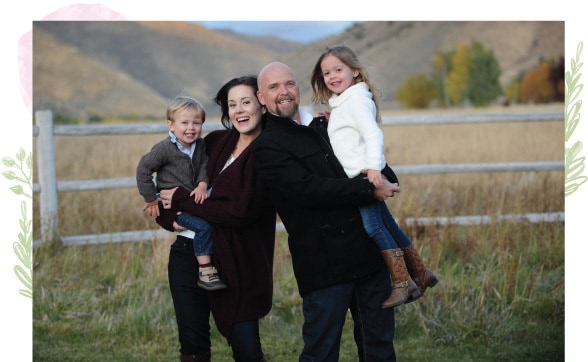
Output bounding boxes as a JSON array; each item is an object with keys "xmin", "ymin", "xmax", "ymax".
[{"xmin": 253, "ymin": 112, "xmax": 387, "ymax": 297}]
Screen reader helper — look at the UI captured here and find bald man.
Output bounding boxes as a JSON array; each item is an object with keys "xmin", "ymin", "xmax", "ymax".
[{"xmin": 253, "ymin": 62, "xmax": 398, "ymax": 361}]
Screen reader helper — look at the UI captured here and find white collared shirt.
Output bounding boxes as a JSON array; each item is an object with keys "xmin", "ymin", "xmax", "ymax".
[
  {"xmin": 299, "ymin": 108, "xmax": 314, "ymax": 126},
  {"xmin": 169, "ymin": 130, "xmax": 196, "ymax": 158}
]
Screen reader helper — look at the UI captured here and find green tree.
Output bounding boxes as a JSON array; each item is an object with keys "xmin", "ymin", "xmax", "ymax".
[
  {"xmin": 467, "ymin": 41, "xmax": 502, "ymax": 106},
  {"xmin": 396, "ymin": 40, "xmax": 505, "ymax": 109}
]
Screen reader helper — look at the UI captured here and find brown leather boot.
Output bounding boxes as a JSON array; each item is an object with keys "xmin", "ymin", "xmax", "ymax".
[
  {"xmin": 180, "ymin": 352, "xmax": 211, "ymax": 362},
  {"xmin": 402, "ymin": 244, "xmax": 439, "ymax": 297},
  {"xmin": 381, "ymin": 249, "xmax": 422, "ymax": 308}
]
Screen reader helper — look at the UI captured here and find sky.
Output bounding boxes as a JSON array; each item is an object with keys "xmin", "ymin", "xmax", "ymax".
[{"xmin": 195, "ymin": 21, "xmax": 358, "ymax": 43}]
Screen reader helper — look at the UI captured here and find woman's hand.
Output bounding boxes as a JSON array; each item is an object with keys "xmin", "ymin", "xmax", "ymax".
[
  {"xmin": 317, "ymin": 111, "xmax": 331, "ymax": 120},
  {"xmin": 159, "ymin": 187, "xmax": 178, "ymax": 209},
  {"xmin": 172, "ymin": 221, "xmax": 186, "ymax": 232}
]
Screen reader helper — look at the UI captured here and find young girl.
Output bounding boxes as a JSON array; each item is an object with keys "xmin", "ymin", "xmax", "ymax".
[{"xmin": 310, "ymin": 45, "xmax": 439, "ymax": 308}]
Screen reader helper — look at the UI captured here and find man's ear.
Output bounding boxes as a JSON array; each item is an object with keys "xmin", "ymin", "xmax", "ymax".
[{"xmin": 256, "ymin": 91, "xmax": 265, "ymax": 106}]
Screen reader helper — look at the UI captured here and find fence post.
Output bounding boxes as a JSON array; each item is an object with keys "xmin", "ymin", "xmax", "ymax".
[{"xmin": 35, "ymin": 110, "xmax": 62, "ymax": 246}]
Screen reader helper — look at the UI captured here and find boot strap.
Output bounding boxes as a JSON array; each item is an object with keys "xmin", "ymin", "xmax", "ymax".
[{"xmin": 393, "ymin": 280, "xmax": 410, "ymax": 288}]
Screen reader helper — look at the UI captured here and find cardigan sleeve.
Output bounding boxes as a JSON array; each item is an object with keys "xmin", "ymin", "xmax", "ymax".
[
  {"xmin": 154, "ymin": 203, "xmax": 178, "ymax": 232},
  {"xmin": 181, "ymin": 166, "xmax": 265, "ymax": 227},
  {"xmin": 136, "ymin": 140, "xmax": 167, "ymax": 202},
  {"xmin": 193, "ymin": 138, "xmax": 209, "ymax": 186}
]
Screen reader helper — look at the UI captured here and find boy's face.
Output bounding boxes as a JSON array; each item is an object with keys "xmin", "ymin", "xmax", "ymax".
[{"xmin": 167, "ymin": 108, "xmax": 203, "ymax": 148}]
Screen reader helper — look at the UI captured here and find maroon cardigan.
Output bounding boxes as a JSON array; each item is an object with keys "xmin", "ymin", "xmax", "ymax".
[{"xmin": 157, "ymin": 128, "xmax": 276, "ymax": 338}]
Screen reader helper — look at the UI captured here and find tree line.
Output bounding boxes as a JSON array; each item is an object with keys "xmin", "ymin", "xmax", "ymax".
[{"xmin": 395, "ymin": 40, "xmax": 565, "ymax": 109}]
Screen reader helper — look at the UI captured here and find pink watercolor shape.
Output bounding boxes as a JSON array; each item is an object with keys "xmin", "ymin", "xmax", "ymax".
[{"xmin": 18, "ymin": 4, "xmax": 126, "ymax": 111}]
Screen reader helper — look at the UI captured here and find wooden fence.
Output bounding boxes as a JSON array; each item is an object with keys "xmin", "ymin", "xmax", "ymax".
[{"xmin": 33, "ymin": 109, "xmax": 565, "ymax": 248}]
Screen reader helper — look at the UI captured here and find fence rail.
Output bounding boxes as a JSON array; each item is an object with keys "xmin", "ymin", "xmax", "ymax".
[{"xmin": 33, "ymin": 109, "xmax": 565, "ymax": 248}]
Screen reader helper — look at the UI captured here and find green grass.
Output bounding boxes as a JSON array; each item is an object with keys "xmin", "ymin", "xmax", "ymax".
[
  {"xmin": 32, "ymin": 123, "xmax": 565, "ymax": 360},
  {"xmin": 33, "ymin": 219, "xmax": 564, "ymax": 361}
]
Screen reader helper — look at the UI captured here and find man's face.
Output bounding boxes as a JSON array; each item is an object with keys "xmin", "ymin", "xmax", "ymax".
[{"xmin": 257, "ymin": 63, "xmax": 300, "ymax": 119}]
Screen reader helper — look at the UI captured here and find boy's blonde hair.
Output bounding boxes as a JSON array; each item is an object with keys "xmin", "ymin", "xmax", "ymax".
[
  {"xmin": 166, "ymin": 94, "xmax": 206, "ymax": 123},
  {"xmin": 310, "ymin": 45, "xmax": 381, "ymax": 123}
]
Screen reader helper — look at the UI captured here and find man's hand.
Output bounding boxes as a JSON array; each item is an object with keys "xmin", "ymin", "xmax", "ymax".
[
  {"xmin": 374, "ymin": 178, "xmax": 400, "ymax": 201},
  {"xmin": 367, "ymin": 169, "xmax": 384, "ymax": 187}
]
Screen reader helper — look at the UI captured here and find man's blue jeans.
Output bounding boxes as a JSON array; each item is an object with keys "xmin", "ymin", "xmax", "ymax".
[
  {"xmin": 299, "ymin": 268, "xmax": 396, "ymax": 361},
  {"xmin": 176, "ymin": 212, "xmax": 213, "ymax": 257}
]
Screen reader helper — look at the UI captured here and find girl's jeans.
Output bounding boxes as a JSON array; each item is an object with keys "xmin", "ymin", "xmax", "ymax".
[{"xmin": 359, "ymin": 201, "xmax": 413, "ymax": 251}]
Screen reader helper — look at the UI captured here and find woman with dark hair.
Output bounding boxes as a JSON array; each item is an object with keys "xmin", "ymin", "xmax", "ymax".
[{"xmin": 157, "ymin": 75, "xmax": 275, "ymax": 362}]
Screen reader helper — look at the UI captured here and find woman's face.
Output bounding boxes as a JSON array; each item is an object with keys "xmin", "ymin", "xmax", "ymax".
[{"xmin": 227, "ymin": 84, "xmax": 263, "ymax": 136}]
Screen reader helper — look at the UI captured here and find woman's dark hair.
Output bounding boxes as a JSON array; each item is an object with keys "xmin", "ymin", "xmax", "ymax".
[{"xmin": 213, "ymin": 75, "xmax": 259, "ymax": 129}]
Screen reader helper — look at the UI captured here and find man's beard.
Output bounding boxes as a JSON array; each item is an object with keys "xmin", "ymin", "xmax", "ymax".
[{"xmin": 276, "ymin": 101, "xmax": 299, "ymax": 119}]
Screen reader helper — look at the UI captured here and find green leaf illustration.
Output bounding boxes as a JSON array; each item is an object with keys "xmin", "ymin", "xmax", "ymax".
[
  {"xmin": 565, "ymin": 42, "xmax": 586, "ymax": 196},
  {"xmin": 2, "ymin": 148, "xmax": 33, "ymax": 298}
]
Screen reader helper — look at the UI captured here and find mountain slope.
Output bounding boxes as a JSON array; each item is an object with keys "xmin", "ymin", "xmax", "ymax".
[
  {"xmin": 33, "ymin": 28, "xmax": 168, "ymax": 121},
  {"xmin": 32, "ymin": 21, "xmax": 564, "ymax": 121},
  {"xmin": 33, "ymin": 21, "xmax": 281, "ymax": 120}
]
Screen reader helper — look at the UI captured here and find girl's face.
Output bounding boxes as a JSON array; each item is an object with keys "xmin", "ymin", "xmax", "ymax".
[
  {"xmin": 227, "ymin": 84, "xmax": 263, "ymax": 136},
  {"xmin": 167, "ymin": 107, "xmax": 203, "ymax": 148},
  {"xmin": 320, "ymin": 54, "xmax": 359, "ymax": 95}
]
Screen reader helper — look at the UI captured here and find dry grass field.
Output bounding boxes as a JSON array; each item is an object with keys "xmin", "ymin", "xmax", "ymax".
[{"xmin": 32, "ymin": 104, "xmax": 565, "ymax": 361}]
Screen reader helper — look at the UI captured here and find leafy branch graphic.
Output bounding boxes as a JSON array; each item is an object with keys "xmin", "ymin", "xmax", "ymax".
[
  {"xmin": 565, "ymin": 42, "xmax": 586, "ymax": 196},
  {"xmin": 2, "ymin": 148, "xmax": 32, "ymax": 298}
]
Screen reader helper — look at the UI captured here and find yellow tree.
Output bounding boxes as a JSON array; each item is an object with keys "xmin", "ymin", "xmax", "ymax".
[
  {"xmin": 432, "ymin": 49, "xmax": 452, "ymax": 108},
  {"xmin": 447, "ymin": 43, "xmax": 470, "ymax": 105}
]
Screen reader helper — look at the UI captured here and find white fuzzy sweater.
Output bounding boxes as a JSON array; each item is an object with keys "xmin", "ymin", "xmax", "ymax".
[{"xmin": 328, "ymin": 82, "xmax": 386, "ymax": 178}]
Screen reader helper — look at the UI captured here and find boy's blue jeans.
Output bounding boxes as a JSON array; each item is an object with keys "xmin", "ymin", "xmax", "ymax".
[
  {"xmin": 359, "ymin": 201, "xmax": 412, "ymax": 251},
  {"xmin": 176, "ymin": 212, "xmax": 213, "ymax": 256}
]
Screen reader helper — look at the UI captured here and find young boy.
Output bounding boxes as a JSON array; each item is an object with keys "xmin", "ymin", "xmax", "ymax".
[{"xmin": 136, "ymin": 94, "xmax": 226, "ymax": 291}]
